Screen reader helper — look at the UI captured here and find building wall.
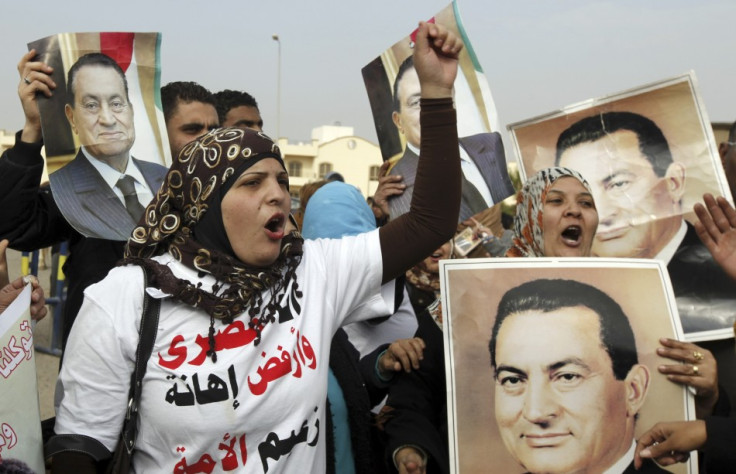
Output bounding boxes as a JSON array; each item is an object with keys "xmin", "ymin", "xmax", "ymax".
[
  {"xmin": 280, "ymin": 126, "xmax": 383, "ymax": 201},
  {"xmin": 314, "ymin": 136, "xmax": 382, "ymax": 197},
  {"xmin": 0, "ymin": 130, "xmax": 14, "ymax": 155}
]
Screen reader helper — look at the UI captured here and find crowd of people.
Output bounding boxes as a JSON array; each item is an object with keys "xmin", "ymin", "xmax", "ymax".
[{"xmin": 1, "ymin": 18, "xmax": 736, "ymax": 474}]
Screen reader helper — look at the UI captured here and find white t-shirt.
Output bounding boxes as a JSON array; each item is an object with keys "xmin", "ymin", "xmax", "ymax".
[
  {"xmin": 342, "ymin": 288, "xmax": 417, "ymax": 357},
  {"xmin": 55, "ymin": 229, "xmax": 391, "ymax": 473}
]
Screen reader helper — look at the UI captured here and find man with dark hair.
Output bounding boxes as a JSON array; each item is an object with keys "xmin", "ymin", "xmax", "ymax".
[
  {"xmin": 555, "ymin": 111, "xmax": 684, "ymax": 260},
  {"xmin": 489, "ymin": 278, "xmax": 660, "ymax": 474},
  {"xmin": 161, "ymin": 81, "xmax": 219, "ymax": 157},
  {"xmin": 51, "ymin": 52, "xmax": 167, "ymax": 241},
  {"xmin": 717, "ymin": 119, "xmax": 736, "ymax": 200},
  {"xmin": 213, "ymin": 89, "xmax": 263, "ymax": 132},
  {"xmin": 388, "ymin": 55, "xmax": 515, "ymax": 222}
]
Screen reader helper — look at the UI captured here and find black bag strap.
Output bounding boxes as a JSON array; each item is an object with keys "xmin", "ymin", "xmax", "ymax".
[
  {"xmin": 44, "ymin": 266, "xmax": 161, "ymax": 463},
  {"xmin": 120, "ymin": 267, "xmax": 161, "ymax": 455}
]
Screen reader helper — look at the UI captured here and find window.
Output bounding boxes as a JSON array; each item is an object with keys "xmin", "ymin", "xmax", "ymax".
[
  {"xmin": 319, "ymin": 163, "xmax": 333, "ymax": 178},
  {"xmin": 288, "ymin": 161, "xmax": 302, "ymax": 177},
  {"xmin": 369, "ymin": 165, "xmax": 380, "ymax": 181}
]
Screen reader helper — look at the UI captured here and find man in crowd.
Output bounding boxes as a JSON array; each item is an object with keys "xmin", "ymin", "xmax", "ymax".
[
  {"xmin": 162, "ymin": 81, "xmax": 219, "ymax": 157},
  {"xmin": 388, "ymin": 55, "xmax": 515, "ymax": 222},
  {"xmin": 489, "ymin": 278, "xmax": 662, "ymax": 474},
  {"xmin": 214, "ymin": 89, "xmax": 263, "ymax": 132}
]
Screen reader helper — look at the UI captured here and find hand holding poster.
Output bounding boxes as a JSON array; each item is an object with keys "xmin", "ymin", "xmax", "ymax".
[{"xmin": 0, "ymin": 283, "xmax": 43, "ymax": 473}]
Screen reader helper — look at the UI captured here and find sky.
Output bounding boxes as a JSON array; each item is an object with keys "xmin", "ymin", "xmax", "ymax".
[{"xmin": 0, "ymin": 0, "xmax": 733, "ymax": 147}]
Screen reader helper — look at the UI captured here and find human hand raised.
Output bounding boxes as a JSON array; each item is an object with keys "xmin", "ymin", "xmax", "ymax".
[
  {"xmin": 693, "ymin": 193, "xmax": 736, "ymax": 282},
  {"xmin": 413, "ymin": 21, "xmax": 463, "ymax": 100},
  {"xmin": 17, "ymin": 49, "xmax": 56, "ymax": 143}
]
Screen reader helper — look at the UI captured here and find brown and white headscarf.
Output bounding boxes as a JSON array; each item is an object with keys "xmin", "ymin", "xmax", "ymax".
[
  {"xmin": 122, "ymin": 128, "xmax": 303, "ymax": 356},
  {"xmin": 506, "ymin": 167, "xmax": 591, "ymax": 258}
]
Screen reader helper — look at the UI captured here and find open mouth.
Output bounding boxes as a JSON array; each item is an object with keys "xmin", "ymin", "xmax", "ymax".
[
  {"xmin": 265, "ymin": 214, "xmax": 285, "ymax": 233},
  {"xmin": 561, "ymin": 225, "xmax": 582, "ymax": 245}
]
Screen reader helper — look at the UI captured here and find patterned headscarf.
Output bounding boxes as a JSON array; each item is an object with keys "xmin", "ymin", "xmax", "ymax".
[
  {"xmin": 123, "ymin": 127, "xmax": 303, "ymax": 354},
  {"xmin": 506, "ymin": 167, "xmax": 592, "ymax": 258}
]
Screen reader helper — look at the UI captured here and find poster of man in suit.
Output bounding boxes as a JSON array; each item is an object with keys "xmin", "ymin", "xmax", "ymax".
[
  {"xmin": 362, "ymin": 1, "xmax": 516, "ymax": 225},
  {"xmin": 441, "ymin": 258, "xmax": 694, "ymax": 474},
  {"xmin": 28, "ymin": 32, "xmax": 169, "ymax": 241},
  {"xmin": 507, "ymin": 74, "xmax": 736, "ymax": 340}
]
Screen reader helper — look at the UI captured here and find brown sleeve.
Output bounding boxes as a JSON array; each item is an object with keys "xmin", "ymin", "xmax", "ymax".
[{"xmin": 380, "ymin": 98, "xmax": 460, "ymax": 283}]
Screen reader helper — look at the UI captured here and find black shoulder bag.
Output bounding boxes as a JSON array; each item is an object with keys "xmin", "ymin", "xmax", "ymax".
[{"xmin": 45, "ymin": 269, "xmax": 161, "ymax": 473}]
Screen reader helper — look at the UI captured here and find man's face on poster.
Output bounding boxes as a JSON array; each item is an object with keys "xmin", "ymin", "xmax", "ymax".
[
  {"xmin": 391, "ymin": 66, "xmax": 422, "ymax": 149},
  {"xmin": 65, "ymin": 64, "xmax": 135, "ymax": 164},
  {"xmin": 493, "ymin": 306, "xmax": 643, "ymax": 474},
  {"xmin": 558, "ymin": 130, "xmax": 684, "ymax": 258}
]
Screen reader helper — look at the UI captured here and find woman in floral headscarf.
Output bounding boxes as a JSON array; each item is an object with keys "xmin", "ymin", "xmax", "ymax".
[
  {"xmin": 51, "ymin": 22, "xmax": 463, "ymax": 474},
  {"xmin": 506, "ymin": 166, "xmax": 598, "ymax": 258}
]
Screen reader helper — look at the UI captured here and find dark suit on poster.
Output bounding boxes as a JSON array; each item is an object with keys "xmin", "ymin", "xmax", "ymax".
[
  {"xmin": 388, "ymin": 132, "xmax": 515, "ymax": 222},
  {"xmin": 49, "ymin": 151, "xmax": 167, "ymax": 241},
  {"xmin": 668, "ymin": 222, "xmax": 736, "ymax": 333}
]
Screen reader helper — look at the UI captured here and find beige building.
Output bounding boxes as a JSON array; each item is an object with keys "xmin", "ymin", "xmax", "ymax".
[
  {"xmin": 278, "ymin": 125, "xmax": 383, "ymax": 204},
  {"xmin": 0, "ymin": 129, "xmax": 14, "ymax": 155},
  {"xmin": 0, "ymin": 129, "xmax": 51, "ymax": 183}
]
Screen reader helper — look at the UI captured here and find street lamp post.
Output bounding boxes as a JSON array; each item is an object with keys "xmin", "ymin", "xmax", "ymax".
[{"xmin": 272, "ymin": 34, "xmax": 281, "ymax": 140}]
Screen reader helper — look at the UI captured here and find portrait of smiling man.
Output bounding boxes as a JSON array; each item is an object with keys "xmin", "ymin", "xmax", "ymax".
[
  {"xmin": 488, "ymin": 278, "xmax": 666, "ymax": 474},
  {"xmin": 49, "ymin": 52, "xmax": 167, "ymax": 241}
]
